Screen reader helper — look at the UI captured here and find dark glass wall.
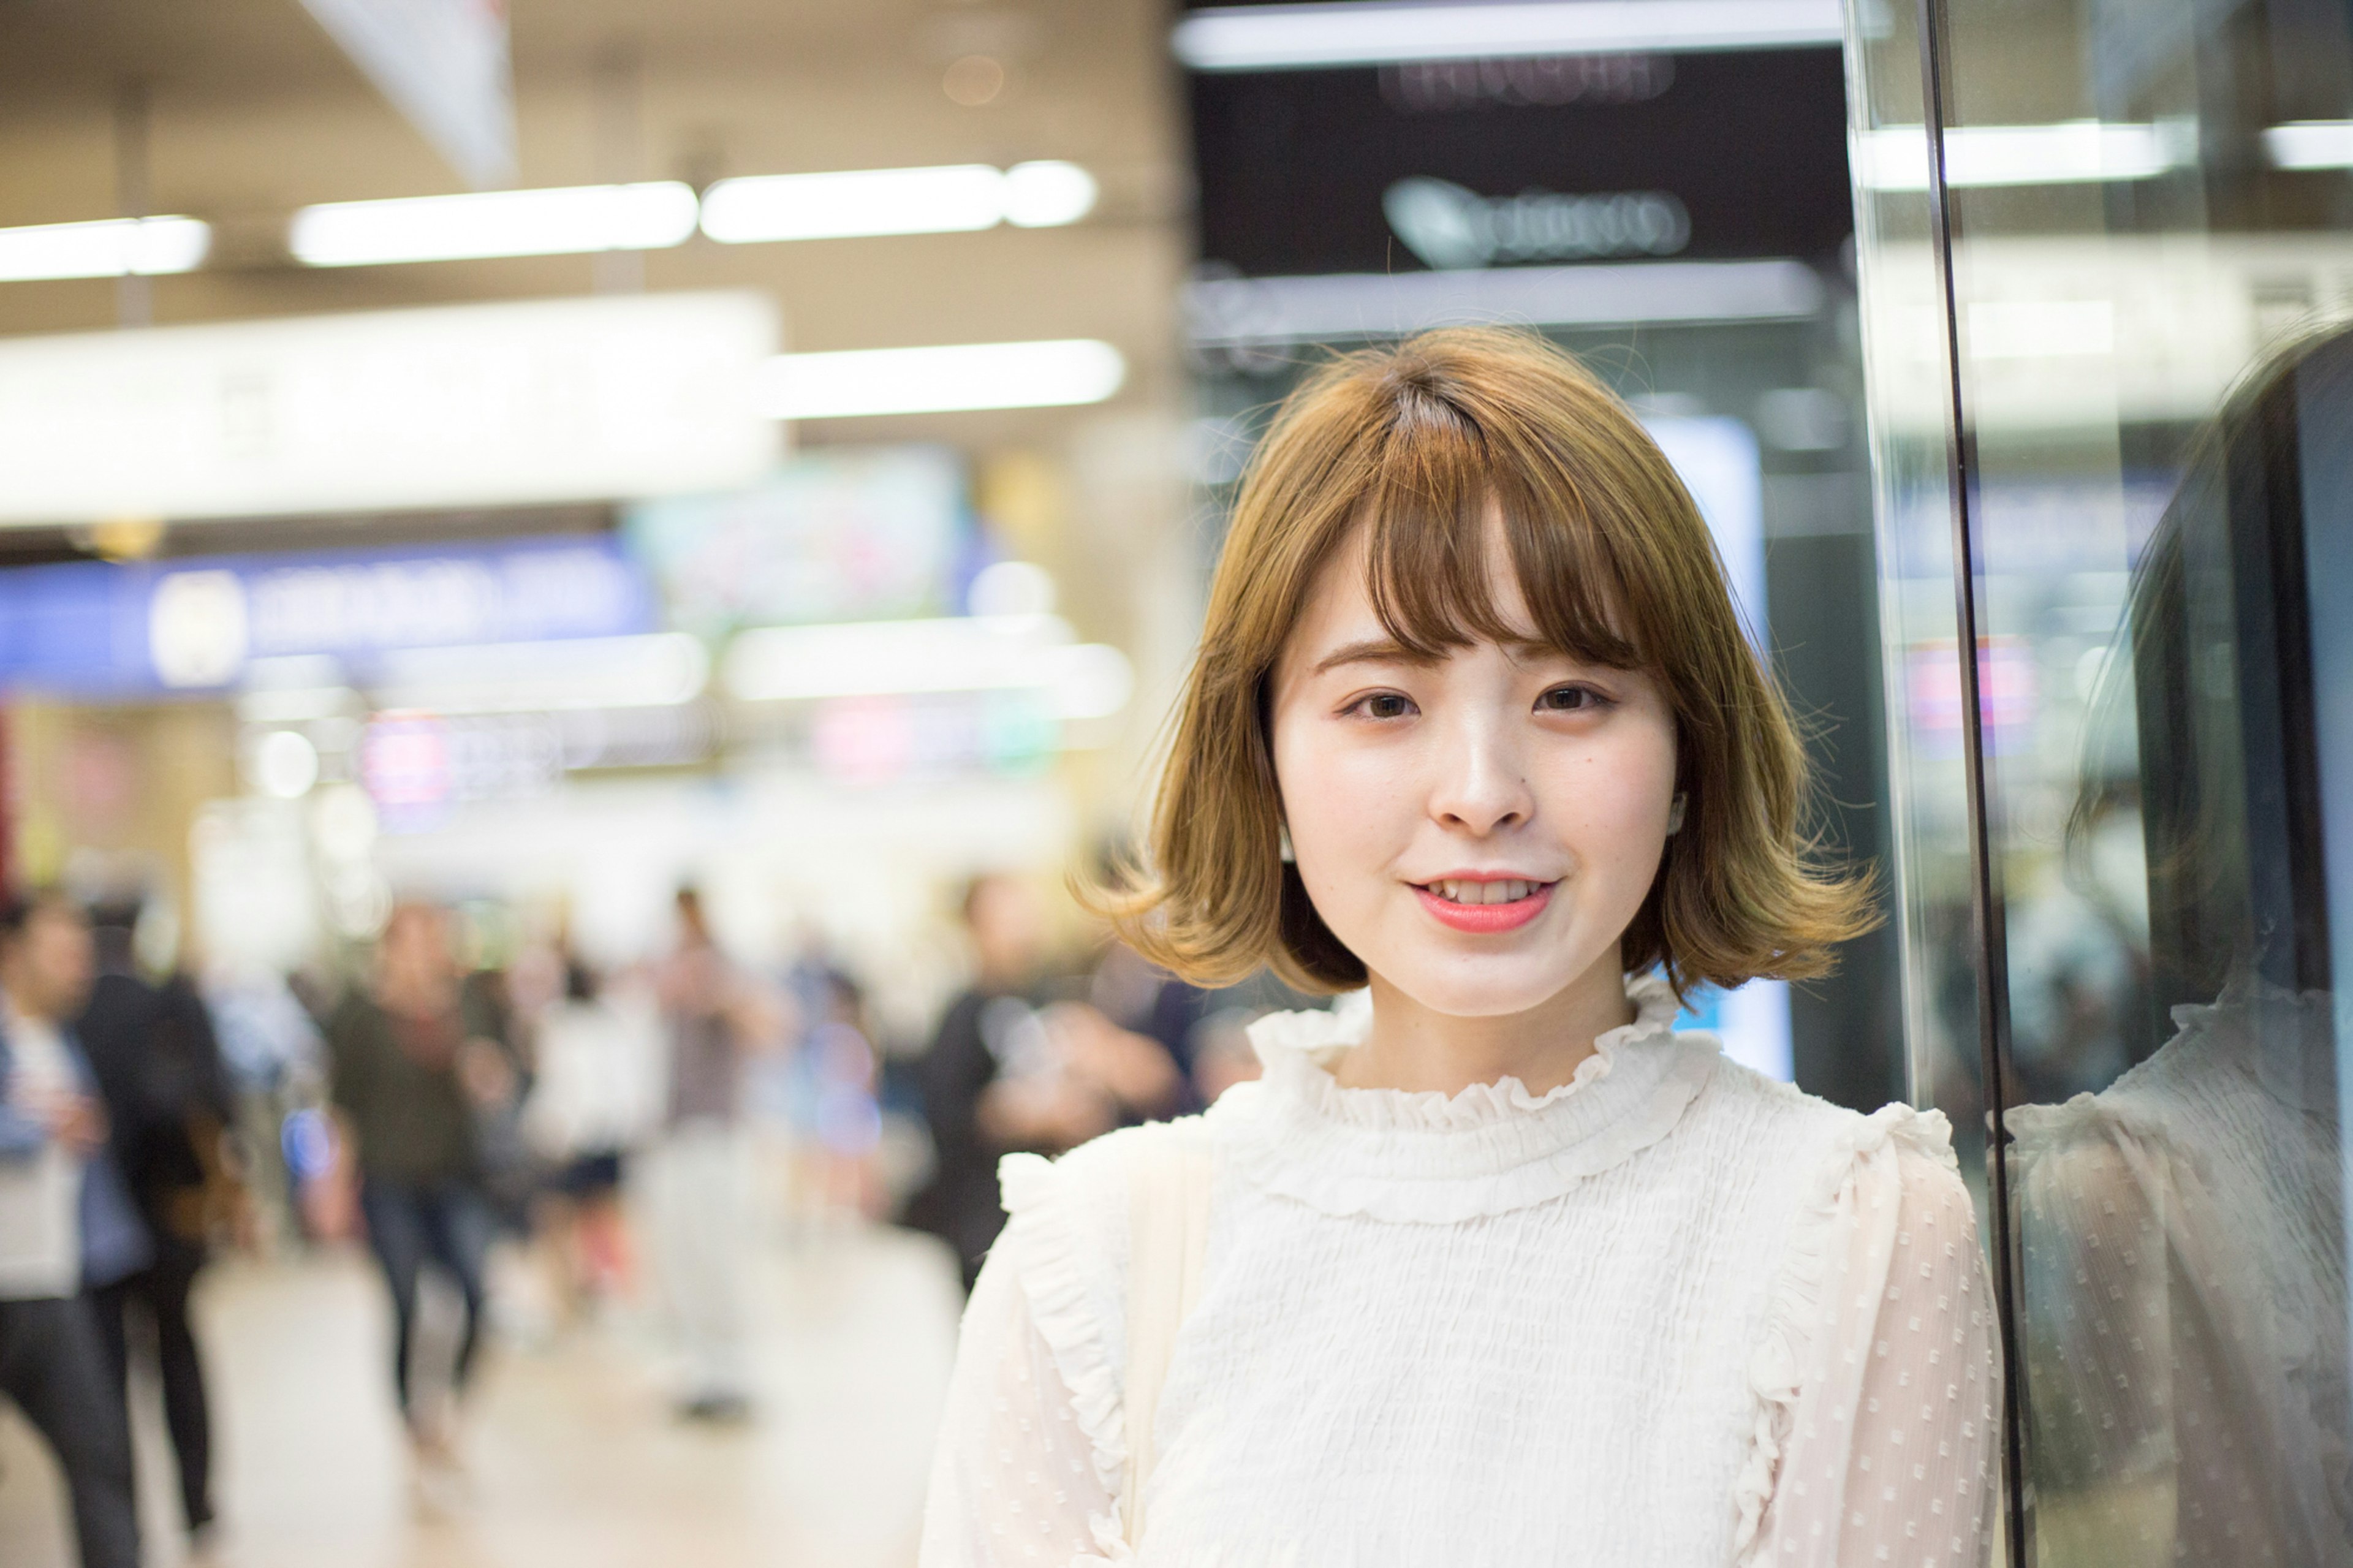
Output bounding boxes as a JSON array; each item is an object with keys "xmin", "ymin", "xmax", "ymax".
[{"xmin": 1847, "ymin": 0, "xmax": 2353, "ymax": 1556}]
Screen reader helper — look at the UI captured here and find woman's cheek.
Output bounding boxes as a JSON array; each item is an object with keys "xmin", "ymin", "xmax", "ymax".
[{"xmin": 1547, "ymin": 732, "xmax": 1677, "ymax": 860}]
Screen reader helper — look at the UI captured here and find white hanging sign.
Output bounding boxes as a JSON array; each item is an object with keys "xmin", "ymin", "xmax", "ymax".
[{"xmin": 0, "ymin": 291, "xmax": 782, "ymax": 525}]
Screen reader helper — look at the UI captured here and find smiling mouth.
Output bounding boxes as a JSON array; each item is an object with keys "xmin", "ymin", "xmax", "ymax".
[
  {"xmin": 1412, "ymin": 878, "xmax": 1558, "ymax": 933},
  {"xmin": 1419, "ymin": 878, "xmax": 1550, "ymax": 906}
]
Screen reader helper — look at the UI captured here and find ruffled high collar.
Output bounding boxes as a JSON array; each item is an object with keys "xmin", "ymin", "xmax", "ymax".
[{"xmin": 1205, "ymin": 973, "xmax": 1721, "ymax": 1223}]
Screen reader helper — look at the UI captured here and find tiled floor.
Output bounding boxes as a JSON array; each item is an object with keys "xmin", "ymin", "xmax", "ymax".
[{"xmin": 0, "ymin": 1225, "xmax": 964, "ymax": 1568}]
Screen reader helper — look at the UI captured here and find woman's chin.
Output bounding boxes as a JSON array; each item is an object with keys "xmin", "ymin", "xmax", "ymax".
[{"xmin": 1372, "ymin": 955, "xmax": 1592, "ymax": 1022}]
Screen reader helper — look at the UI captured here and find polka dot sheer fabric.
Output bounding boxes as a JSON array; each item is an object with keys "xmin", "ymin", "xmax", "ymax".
[{"xmin": 920, "ymin": 990, "xmax": 2000, "ymax": 1568}]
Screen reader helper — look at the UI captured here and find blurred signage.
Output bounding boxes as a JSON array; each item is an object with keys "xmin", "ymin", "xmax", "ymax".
[
  {"xmin": 0, "ymin": 535, "xmax": 655, "ymax": 699},
  {"xmin": 0, "ymin": 291, "xmax": 779, "ymax": 525},
  {"xmin": 624, "ymin": 445, "xmax": 969, "ymax": 632},
  {"xmin": 1642, "ymin": 415, "xmax": 1765, "ymax": 643},
  {"xmin": 1383, "ymin": 179, "xmax": 1691, "ymax": 268},
  {"xmin": 1188, "ymin": 49, "xmax": 1850, "ymax": 276},
  {"xmin": 1906, "ymin": 638, "xmax": 2040, "ymax": 757},
  {"xmin": 809, "ymin": 693, "xmax": 1058, "ymax": 786},
  {"xmin": 298, "ymin": 0, "xmax": 516, "ymax": 187},
  {"xmin": 360, "ymin": 711, "xmax": 567, "ymax": 830}
]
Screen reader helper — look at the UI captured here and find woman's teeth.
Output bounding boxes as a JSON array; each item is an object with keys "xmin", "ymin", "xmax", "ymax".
[{"xmin": 1429, "ymin": 879, "xmax": 1537, "ymax": 906}]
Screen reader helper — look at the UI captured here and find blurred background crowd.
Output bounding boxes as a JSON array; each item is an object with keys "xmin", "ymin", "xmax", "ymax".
[{"xmin": 0, "ymin": 859, "xmax": 1299, "ymax": 1568}]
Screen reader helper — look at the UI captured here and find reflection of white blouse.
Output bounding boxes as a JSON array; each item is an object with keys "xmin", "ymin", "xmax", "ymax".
[
  {"xmin": 2008, "ymin": 980, "xmax": 2351, "ymax": 1566},
  {"xmin": 920, "ymin": 976, "xmax": 1999, "ymax": 1567}
]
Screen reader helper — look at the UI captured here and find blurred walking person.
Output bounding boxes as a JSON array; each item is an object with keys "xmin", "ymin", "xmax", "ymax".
[
  {"xmin": 903, "ymin": 876, "xmax": 1179, "ymax": 1290},
  {"xmin": 520, "ymin": 953, "xmax": 663, "ymax": 1319},
  {"xmin": 327, "ymin": 901, "xmax": 503, "ymax": 1483},
  {"xmin": 0, "ymin": 892, "xmax": 148, "ymax": 1568},
  {"xmin": 77, "ymin": 901, "xmax": 242, "ymax": 1546},
  {"xmin": 648, "ymin": 887, "xmax": 776, "ymax": 1421}
]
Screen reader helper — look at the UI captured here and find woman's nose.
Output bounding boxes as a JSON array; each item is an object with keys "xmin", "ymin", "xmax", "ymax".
[{"xmin": 1426, "ymin": 716, "xmax": 1534, "ymax": 835}]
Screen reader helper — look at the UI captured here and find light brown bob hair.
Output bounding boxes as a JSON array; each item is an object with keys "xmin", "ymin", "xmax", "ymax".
[{"xmin": 1108, "ymin": 327, "xmax": 1875, "ymax": 996}]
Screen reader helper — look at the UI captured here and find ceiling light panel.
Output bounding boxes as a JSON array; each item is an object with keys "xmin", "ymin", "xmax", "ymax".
[
  {"xmin": 701, "ymin": 165, "xmax": 1000, "ymax": 243},
  {"xmin": 1854, "ymin": 122, "xmax": 2186, "ymax": 189},
  {"xmin": 0, "ymin": 216, "xmax": 211, "ymax": 282},
  {"xmin": 2265, "ymin": 121, "xmax": 2353, "ymax": 169},
  {"xmin": 1172, "ymin": 0, "xmax": 1844, "ymax": 71},
  {"xmin": 756, "ymin": 339, "xmax": 1126, "ymax": 420},
  {"xmin": 700, "ymin": 162, "xmax": 1096, "ymax": 244},
  {"xmin": 290, "ymin": 182, "xmax": 699, "ymax": 267},
  {"xmin": 1002, "ymin": 162, "xmax": 1101, "ymax": 228}
]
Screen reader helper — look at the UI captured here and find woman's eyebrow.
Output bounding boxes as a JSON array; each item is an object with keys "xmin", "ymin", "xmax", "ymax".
[{"xmin": 1309, "ymin": 637, "xmax": 1431, "ymax": 676}]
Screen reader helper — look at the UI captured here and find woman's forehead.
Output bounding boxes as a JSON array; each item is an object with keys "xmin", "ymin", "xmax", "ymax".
[{"xmin": 1286, "ymin": 509, "xmax": 1629, "ymax": 666}]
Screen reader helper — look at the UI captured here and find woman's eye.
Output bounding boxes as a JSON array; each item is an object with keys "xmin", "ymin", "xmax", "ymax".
[
  {"xmin": 1352, "ymin": 692, "xmax": 1415, "ymax": 719},
  {"xmin": 1538, "ymin": 684, "xmax": 1607, "ymax": 713}
]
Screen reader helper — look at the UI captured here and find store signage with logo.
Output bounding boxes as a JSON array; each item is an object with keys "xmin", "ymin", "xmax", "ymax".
[
  {"xmin": 298, "ymin": 0, "xmax": 516, "ymax": 187},
  {"xmin": 1188, "ymin": 48, "xmax": 1851, "ymax": 277},
  {"xmin": 0, "ymin": 290, "xmax": 779, "ymax": 525},
  {"xmin": 0, "ymin": 535, "xmax": 656, "ymax": 699},
  {"xmin": 1382, "ymin": 178, "xmax": 1691, "ymax": 268}
]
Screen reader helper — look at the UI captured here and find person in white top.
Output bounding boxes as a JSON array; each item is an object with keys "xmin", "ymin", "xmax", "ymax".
[
  {"xmin": 0, "ymin": 892, "xmax": 143, "ymax": 1568},
  {"xmin": 920, "ymin": 329, "xmax": 2001, "ymax": 1567}
]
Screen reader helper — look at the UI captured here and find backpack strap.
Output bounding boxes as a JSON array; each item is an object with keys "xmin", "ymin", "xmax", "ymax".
[{"xmin": 1120, "ymin": 1122, "xmax": 1216, "ymax": 1548}]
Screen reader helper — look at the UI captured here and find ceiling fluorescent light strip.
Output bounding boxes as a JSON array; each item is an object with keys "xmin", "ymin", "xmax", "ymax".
[
  {"xmin": 0, "ymin": 216, "xmax": 211, "ymax": 282},
  {"xmin": 1186, "ymin": 261, "xmax": 1825, "ymax": 348},
  {"xmin": 290, "ymin": 181, "xmax": 699, "ymax": 267},
  {"xmin": 1854, "ymin": 122, "xmax": 2184, "ymax": 189},
  {"xmin": 757, "ymin": 339, "xmax": 1126, "ymax": 420},
  {"xmin": 699, "ymin": 161, "xmax": 1096, "ymax": 245},
  {"xmin": 2265, "ymin": 121, "xmax": 2353, "ymax": 170},
  {"xmin": 1172, "ymin": 0, "xmax": 1844, "ymax": 71}
]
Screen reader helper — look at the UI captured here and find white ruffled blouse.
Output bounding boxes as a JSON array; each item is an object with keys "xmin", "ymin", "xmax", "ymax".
[{"xmin": 920, "ymin": 976, "xmax": 2000, "ymax": 1567}]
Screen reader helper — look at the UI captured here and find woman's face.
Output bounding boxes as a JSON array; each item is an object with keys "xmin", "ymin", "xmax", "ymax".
[{"xmin": 1267, "ymin": 523, "xmax": 1680, "ymax": 1020}]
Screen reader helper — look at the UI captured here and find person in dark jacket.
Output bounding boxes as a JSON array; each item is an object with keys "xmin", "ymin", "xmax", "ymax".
[
  {"xmin": 900, "ymin": 877, "xmax": 1179, "ymax": 1291},
  {"xmin": 327, "ymin": 901, "xmax": 503, "ymax": 1471},
  {"xmin": 75, "ymin": 903, "xmax": 238, "ymax": 1542}
]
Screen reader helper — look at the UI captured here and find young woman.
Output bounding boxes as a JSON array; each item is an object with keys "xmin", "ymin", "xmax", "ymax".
[{"xmin": 920, "ymin": 330, "xmax": 1999, "ymax": 1566}]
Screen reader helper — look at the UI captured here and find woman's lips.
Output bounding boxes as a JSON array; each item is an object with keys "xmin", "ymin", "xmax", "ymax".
[{"xmin": 1412, "ymin": 880, "xmax": 1556, "ymax": 934}]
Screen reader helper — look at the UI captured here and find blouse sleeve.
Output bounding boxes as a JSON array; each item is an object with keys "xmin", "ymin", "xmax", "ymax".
[
  {"xmin": 1750, "ymin": 1116, "xmax": 2003, "ymax": 1568},
  {"xmin": 919, "ymin": 1229, "xmax": 1126, "ymax": 1567}
]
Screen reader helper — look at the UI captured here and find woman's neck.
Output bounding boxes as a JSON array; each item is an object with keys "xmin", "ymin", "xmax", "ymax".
[{"xmin": 1336, "ymin": 955, "xmax": 1636, "ymax": 1097}]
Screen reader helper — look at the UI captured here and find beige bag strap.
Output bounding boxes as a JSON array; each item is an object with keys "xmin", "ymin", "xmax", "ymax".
[{"xmin": 1119, "ymin": 1124, "xmax": 1216, "ymax": 1548}]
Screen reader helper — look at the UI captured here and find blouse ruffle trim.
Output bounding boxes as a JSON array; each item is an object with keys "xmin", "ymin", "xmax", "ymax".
[
  {"xmin": 1245, "ymin": 971, "xmax": 1685, "ymax": 1128},
  {"xmin": 1211, "ymin": 973, "xmax": 1720, "ymax": 1223},
  {"xmin": 1730, "ymin": 1102, "xmax": 1959, "ymax": 1561},
  {"xmin": 997, "ymin": 1150, "xmax": 1130, "ymax": 1522}
]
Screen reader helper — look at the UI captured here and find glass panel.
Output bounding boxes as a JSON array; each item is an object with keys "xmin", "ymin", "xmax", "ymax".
[
  {"xmin": 1845, "ymin": 0, "xmax": 1996, "ymax": 1184},
  {"xmin": 1851, "ymin": 0, "xmax": 2353, "ymax": 1558}
]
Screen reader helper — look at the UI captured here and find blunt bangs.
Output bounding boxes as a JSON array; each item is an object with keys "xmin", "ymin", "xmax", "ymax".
[{"xmin": 1353, "ymin": 388, "xmax": 1645, "ymax": 675}]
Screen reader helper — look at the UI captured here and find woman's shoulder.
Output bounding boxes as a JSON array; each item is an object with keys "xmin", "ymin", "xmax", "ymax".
[
  {"xmin": 999, "ymin": 1115, "xmax": 1213, "ymax": 1211},
  {"xmin": 985, "ymin": 1116, "xmax": 1216, "ymax": 1479},
  {"xmin": 994, "ymin": 1116, "xmax": 1215, "ymax": 1296},
  {"xmin": 1694, "ymin": 1052, "xmax": 1961, "ymax": 1186}
]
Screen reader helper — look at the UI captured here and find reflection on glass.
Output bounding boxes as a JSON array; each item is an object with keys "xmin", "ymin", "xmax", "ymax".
[
  {"xmin": 1847, "ymin": 0, "xmax": 2353, "ymax": 1552},
  {"xmin": 2008, "ymin": 330, "xmax": 2352, "ymax": 1564}
]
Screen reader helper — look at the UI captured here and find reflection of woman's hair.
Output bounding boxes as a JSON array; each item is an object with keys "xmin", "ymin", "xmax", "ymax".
[
  {"xmin": 2071, "ymin": 322, "xmax": 2352, "ymax": 1014},
  {"xmin": 1103, "ymin": 327, "xmax": 1874, "ymax": 995}
]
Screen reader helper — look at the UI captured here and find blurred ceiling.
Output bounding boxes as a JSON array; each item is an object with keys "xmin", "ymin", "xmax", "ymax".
[{"xmin": 0, "ymin": 0, "xmax": 1189, "ymax": 449}]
